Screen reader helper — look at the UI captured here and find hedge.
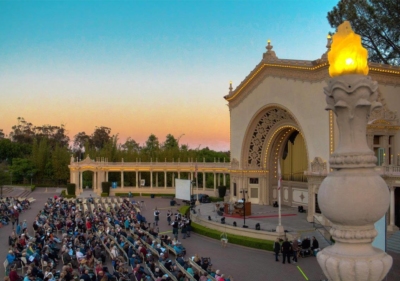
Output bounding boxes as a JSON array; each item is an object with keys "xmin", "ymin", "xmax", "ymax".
[
  {"xmin": 66, "ymin": 183, "xmax": 76, "ymax": 196},
  {"xmin": 101, "ymin": 193, "xmax": 108, "ymax": 197},
  {"xmin": 191, "ymin": 222, "xmax": 274, "ymax": 251},
  {"xmin": 209, "ymin": 196, "xmax": 224, "ymax": 202},
  {"xmin": 61, "ymin": 190, "xmax": 76, "ymax": 198},
  {"xmin": 178, "ymin": 205, "xmax": 190, "ymax": 216},
  {"xmin": 102, "ymin": 182, "xmax": 111, "ymax": 195},
  {"xmin": 31, "ymin": 185, "xmax": 36, "ymax": 191}
]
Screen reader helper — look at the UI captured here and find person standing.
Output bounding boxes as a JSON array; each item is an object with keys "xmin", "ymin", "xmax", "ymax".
[
  {"xmin": 281, "ymin": 238, "xmax": 292, "ymax": 264},
  {"xmin": 273, "ymin": 238, "xmax": 281, "ymax": 262},
  {"xmin": 292, "ymin": 238, "xmax": 299, "ymax": 264},
  {"xmin": 171, "ymin": 218, "xmax": 179, "ymax": 240},
  {"xmin": 167, "ymin": 210, "xmax": 172, "ymax": 225},
  {"xmin": 154, "ymin": 208, "xmax": 160, "ymax": 226}
]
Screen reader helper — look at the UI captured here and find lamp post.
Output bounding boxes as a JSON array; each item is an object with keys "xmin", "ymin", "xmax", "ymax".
[
  {"xmin": 240, "ymin": 189, "xmax": 248, "ymax": 228},
  {"xmin": 317, "ymin": 21, "xmax": 392, "ymax": 281}
]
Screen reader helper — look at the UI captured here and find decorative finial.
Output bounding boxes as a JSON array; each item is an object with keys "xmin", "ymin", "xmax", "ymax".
[
  {"xmin": 229, "ymin": 81, "xmax": 233, "ymax": 93},
  {"xmin": 263, "ymin": 39, "xmax": 278, "ymax": 61}
]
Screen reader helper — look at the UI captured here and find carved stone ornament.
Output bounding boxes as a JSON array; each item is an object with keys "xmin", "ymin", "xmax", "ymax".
[
  {"xmin": 231, "ymin": 158, "xmax": 239, "ymax": 169},
  {"xmin": 317, "ymin": 74, "xmax": 392, "ymax": 280},
  {"xmin": 309, "ymin": 157, "xmax": 327, "ymax": 175},
  {"xmin": 247, "ymin": 107, "xmax": 294, "ymax": 167}
]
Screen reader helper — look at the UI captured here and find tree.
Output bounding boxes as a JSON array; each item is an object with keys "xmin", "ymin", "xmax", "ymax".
[
  {"xmin": 143, "ymin": 134, "xmax": 160, "ymax": 159},
  {"xmin": 163, "ymin": 134, "xmax": 179, "ymax": 150},
  {"xmin": 9, "ymin": 117, "xmax": 35, "ymax": 144},
  {"xmin": 10, "ymin": 158, "xmax": 36, "ymax": 184},
  {"xmin": 0, "ymin": 129, "xmax": 4, "ymax": 139},
  {"xmin": 327, "ymin": 0, "xmax": 400, "ymax": 65},
  {"xmin": 52, "ymin": 144, "xmax": 70, "ymax": 185},
  {"xmin": 92, "ymin": 126, "xmax": 111, "ymax": 150},
  {"xmin": 121, "ymin": 137, "xmax": 140, "ymax": 152}
]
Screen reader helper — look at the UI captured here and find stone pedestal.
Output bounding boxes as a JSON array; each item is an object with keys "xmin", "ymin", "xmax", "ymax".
[{"xmin": 317, "ymin": 75, "xmax": 392, "ymax": 281}]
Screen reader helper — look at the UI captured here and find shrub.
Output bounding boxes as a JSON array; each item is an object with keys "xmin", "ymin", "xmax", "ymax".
[
  {"xmin": 191, "ymin": 222, "xmax": 274, "ymax": 251},
  {"xmin": 209, "ymin": 196, "xmax": 223, "ymax": 202},
  {"xmin": 102, "ymin": 182, "xmax": 111, "ymax": 195},
  {"xmin": 31, "ymin": 185, "xmax": 36, "ymax": 191},
  {"xmin": 66, "ymin": 183, "xmax": 76, "ymax": 196},
  {"xmin": 217, "ymin": 186, "xmax": 227, "ymax": 198},
  {"xmin": 101, "ymin": 193, "xmax": 108, "ymax": 197},
  {"xmin": 61, "ymin": 190, "xmax": 76, "ymax": 198},
  {"xmin": 178, "ymin": 205, "xmax": 190, "ymax": 216}
]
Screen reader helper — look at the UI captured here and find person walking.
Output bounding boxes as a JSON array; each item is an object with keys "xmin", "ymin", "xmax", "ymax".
[
  {"xmin": 281, "ymin": 238, "xmax": 292, "ymax": 264},
  {"xmin": 273, "ymin": 238, "xmax": 281, "ymax": 262}
]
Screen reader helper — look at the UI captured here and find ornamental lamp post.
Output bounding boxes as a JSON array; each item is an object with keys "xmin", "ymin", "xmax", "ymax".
[
  {"xmin": 240, "ymin": 189, "xmax": 248, "ymax": 228},
  {"xmin": 317, "ymin": 21, "xmax": 392, "ymax": 281}
]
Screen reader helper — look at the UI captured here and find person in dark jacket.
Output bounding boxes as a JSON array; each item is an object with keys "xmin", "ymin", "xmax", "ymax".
[
  {"xmin": 273, "ymin": 238, "xmax": 281, "ymax": 262},
  {"xmin": 281, "ymin": 238, "xmax": 292, "ymax": 264}
]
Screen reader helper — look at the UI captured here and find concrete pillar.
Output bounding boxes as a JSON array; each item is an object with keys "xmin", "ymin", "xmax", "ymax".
[
  {"xmin": 203, "ymin": 172, "xmax": 206, "ymax": 190},
  {"xmin": 93, "ymin": 172, "xmax": 97, "ymax": 190},
  {"xmin": 156, "ymin": 172, "xmax": 158, "ymax": 187},
  {"xmin": 136, "ymin": 171, "xmax": 139, "ymax": 187},
  {"xmin": 150, "ymin": 171, "xmax": 153, "ymax": 188},
  {"xmin": 80, "ymin": 171, "xmax": 83, "ymax": 190},
  {"xmin": 223, "ymin": 173, "xmax": 226, "ymax": 186},
  {"xmin": 213, "ymin": 173, "xmax": 216, "ymax": 192},
  {"xmin": 178, "ymin": 171, "xmax": 181, "ymax": 179},
  {"xmin": 106, "ymin": 171, "xmax": 109, "ymax": 182},
  {"xmin": 388, "ymin": 186, "xmax": 399, "ymax": 231},
  {"xmin": 121, "ymin": 171, "xmax": 124, "ymax": 188},
  {"xmin": 164, "ymin": 171, "xmax": 167, "ymax": 188},
  {"xmin": 218, "ymin": 173, "xmax": 221, "ymax": 186}
]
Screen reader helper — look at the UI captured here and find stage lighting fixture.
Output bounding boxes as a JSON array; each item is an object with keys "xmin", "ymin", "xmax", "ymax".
[
  {"xmin": 221, "ymin": 217, "xmax": 225, "ymax": 224},
  {"xmin": 233, "ymin": 221, "xmax": 237, "ymax": 227},
  {"xmin": 208, "ymin": 216, "xmax": 211, "ymax": 221},
  {"xmin": 255, "ymin": 223, "xmax": 260, "ymax": 230}
]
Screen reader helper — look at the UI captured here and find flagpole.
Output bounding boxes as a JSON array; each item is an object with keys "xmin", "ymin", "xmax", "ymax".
[{"xmin": 276, "ymin": 159, "xmax": 284, "ymax": 233}]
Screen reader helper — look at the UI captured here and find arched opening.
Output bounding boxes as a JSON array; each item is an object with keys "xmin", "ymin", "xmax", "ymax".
[
  {"xmin": 82, "ymin": 171, "xmax": 94, "ymax": 189},
  {"xmin": 281, "ymin": 131, "xmax": 308, "ymax": 182}
]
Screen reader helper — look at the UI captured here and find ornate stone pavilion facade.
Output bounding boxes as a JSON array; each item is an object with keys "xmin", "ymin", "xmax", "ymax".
[
  {"xmin": 69, "ymin": 156, "xmax": 230, "ymax": 196},
  {"xmin": 225, "ymin": 40, "xmax": 400, "ymax": 231}
]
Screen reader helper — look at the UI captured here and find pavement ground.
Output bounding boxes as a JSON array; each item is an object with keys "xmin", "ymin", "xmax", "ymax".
[{"xmin": 1, "ymin": 189, "xmax": 398, "ymax": 281}]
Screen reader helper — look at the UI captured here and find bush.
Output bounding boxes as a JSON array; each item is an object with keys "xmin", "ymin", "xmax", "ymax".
[
  {"xmin": 101, "ymin": 193, "xmax": 108, "ymax": 197},
  {"xmin": 61, "ymin": 190, "xmax": 76, "ymax": 198},
  {"xmin": 66, "ymin": 183, "xmax": 76, "ymax": 196},
  {"xmin": 31, "ymin": 185, "xmax": 36, "ymax": 191},
  {"xmin": 102, "ymin": 182, "xmax": 111, "ymax": 195},
  {"xmin": 191, "ymin": 222, "xmax": 274, "ymax": 251},
  {"xmin": 217, "ymin": 186, "xmax": 227, "ymax": 198},
  {"xmin": 210, "ymin": 196, "xmax": 224, "ymax": 202},
  {"xmin": 178, "ymin": 205, "xmax": 190, "ymax": 216}
]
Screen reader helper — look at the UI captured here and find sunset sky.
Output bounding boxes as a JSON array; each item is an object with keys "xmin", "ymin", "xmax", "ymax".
[{"xmin": 0, "ymin": 0, "xmax": 338, "ymax": 151}]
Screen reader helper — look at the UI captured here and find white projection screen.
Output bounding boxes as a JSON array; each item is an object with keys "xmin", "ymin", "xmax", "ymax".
[{"xmin": 175, "ymin": 179, "xmax": 191, "ymax": 201}]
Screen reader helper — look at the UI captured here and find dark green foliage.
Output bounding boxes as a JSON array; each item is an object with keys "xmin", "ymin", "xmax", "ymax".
[
  {"xmin": 191, "ymin": 222, "xmax": 274, "ymax": 251},
  {"xmin": 102, "ymin": 182, "xmax": 111, "ymax": 195},
  {"xmin": 66, "ymin": 183, "xmax": 76, "ymax": 195},
  {"xmin": 61, "ymin": 190, "xmax": 76, "ymax": 198},
  {"xmin": 101, "ymin": 193, "xmax": 108, "ymax": 197},
  {"xmin": 209, "ymin": 196, "xmax": 224, "ymax": 202},
  {"xmin": 327, "ymin": 0, "xmax": 400, "ymax": 65},
  {"xmin": 217, "ymin": 186, "xmax": 227, "ymax": 198}
]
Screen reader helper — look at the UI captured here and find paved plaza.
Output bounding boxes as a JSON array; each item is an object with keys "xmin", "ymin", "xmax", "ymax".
[{"xmin": 1, "ymin": 188, "xmax": 399, "ymax": 281}]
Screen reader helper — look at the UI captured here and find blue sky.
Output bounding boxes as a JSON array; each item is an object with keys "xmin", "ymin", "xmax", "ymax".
[{"xmin": 0, "ymin": 0, "xmax": 339, "ymax": 150}]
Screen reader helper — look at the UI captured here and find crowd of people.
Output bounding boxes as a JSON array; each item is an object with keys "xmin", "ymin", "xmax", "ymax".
[
  {"xmin": 273, "ymin": 236, "xmax": 320, "ymax": 264},
  {"xmin": 5, "ymin": 195, "xmax": 232, "ymax": 281},
  {"xmin": 1, "ymin": 197, "xmax": 31, "ymax": 228}
]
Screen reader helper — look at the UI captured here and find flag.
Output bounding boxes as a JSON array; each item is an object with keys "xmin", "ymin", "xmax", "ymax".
[{"xmin": 277, "ymin": 159, "xmax": 282, "ymax": 190}]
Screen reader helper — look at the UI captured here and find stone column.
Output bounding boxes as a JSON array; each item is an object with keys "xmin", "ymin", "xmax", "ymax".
[
  {"xmin": 217, "ymin": 173, "xmax": 220, "ymax": 186},
  {"xmin": 80, "ymin": 171, "xmax": 83, "ymax": 190},
  {"xmin": 203, "ymin": 172, "xmax": 206, "ymax": 191},
  {"xmin": 164, "ymin": 171, "xmax": 167, "ymax": 188},
  {"xmin": 223, "ymin": 173, "xmax": 226, "ymax": 186},
  {"xmin": 178, "ymin": 171, "xmax": 180, "ymax": 179},
  {"xmin": 388, "ymin": 186, "xmax": 398, "ymax": 231},
  {"xmin": 106, "ymin": 171, "xmax": 109, "ymax": 182},
  {"xmin": 150, "ymin": 171, "xmax": 153, "ymax": 189},
  {"xmin": 213, "ymin": 173, "xmax": 216, "ymax": 192},
  {"xmin": 156, "ymin": 172, "xmax": 158, "ymax": 188},
  {"xmin": 136, "ymin": 171, "xmax": 139, "ymax": 187},
  {"xmin": 317, "ymin": 74, "xmax": 392, "ymax": 280},
  {"xmin": 121, "ymin": 171, "xmax": 124, "ymax": 188},
  {"xmin": 367, "ymin": 134, "xmax": 374, "ymax": 150},
  {"xmin": 93, "ymin": 172, "xmax": 97, "ymax": 190}
]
